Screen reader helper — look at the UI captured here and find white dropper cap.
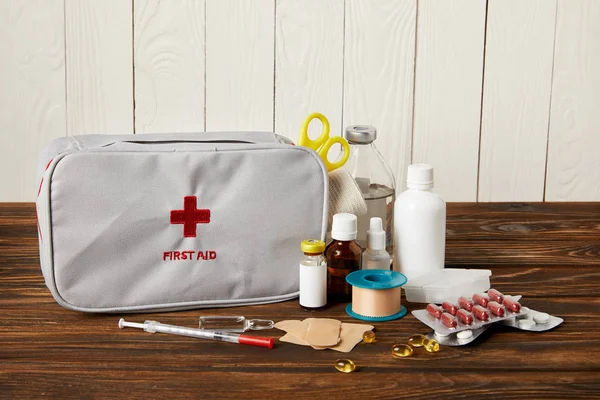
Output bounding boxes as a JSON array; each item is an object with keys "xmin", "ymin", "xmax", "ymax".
[
  {"xmin": 331, "ymin": 213, "xmax": 358, "ymax": 241},
  {"xmin": 366, "ymin": 217, "xmax": 385, "ymax": 251},
  {"xmin": 407, "ymin": 163, "xmax": 434, "ymax": 190}
]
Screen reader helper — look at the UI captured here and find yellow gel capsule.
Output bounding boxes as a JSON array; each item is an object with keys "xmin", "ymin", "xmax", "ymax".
[
  {"xmin": 334, "ymin": 359, "xmax": 356, "ymax": 373},
  {"xmin": 423, "ymin": 338, "xmax": 440, "ymax": 353},
  {"xmin": 391, "ymin": 344, "xmax": 414, "ymax": 358},
  {"xmin": 408, "ymin": 334, "xmax": 426, "ymax": 348},
  {"xmin": 362, "ymin": 331, "xmax": 376, "ymax": 343}
]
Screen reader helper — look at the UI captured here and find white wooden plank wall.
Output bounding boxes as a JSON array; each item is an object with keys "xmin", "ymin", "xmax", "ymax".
[
  {"xmin": 412, "ymin": 0, "xmax": 486, "ymax": 201},
  {"xmin": 343, "ymin": 0, "xmax": 415, "ymax": 191},
  {"xmin": 65, "ymin": 0, "xmax": 134, "ymax": 135},
  {"xmin": 206, "ymin": 0, "xmax": 274, "ymax": 131},
  {"xmin": 478, "ymin": 0, "xmax": 557, "ymax": 201},
  {"xmin": 1, "ymin": 0, "xmax": 599, "ymax": 202},
  {"xmin": 275, "ymin": 0, "xmax": 344, "ymax": 140},
  {"xmin": 134, "ymin": 0, "xmax": 205, "ymax": 133},
  {"xmin": 546, "ymin": 0, "xmax": 600, "ymax": 201},
  {"xmin": 0, "ymin": 0, "xmax": 65, "ymax": 201}
]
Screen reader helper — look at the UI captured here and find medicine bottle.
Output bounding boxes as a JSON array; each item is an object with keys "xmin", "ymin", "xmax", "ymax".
[
  {"xmin": 326, "ymin": 213, "xmax": 362, "ymax": 302},
  {"xmin": 299, "ymin": 239, "xmax": 327, "ymax": 310},
  {"xmin": 362, "ymin": 217, "xmax": 391, "ymax": 270},
  {"xmin": 393, "ymin": 164, "xmax": 446, "ymax": 280},
  {"xmin": 344, "ymin": 125, "xmax": 395, "ymax": 253}
]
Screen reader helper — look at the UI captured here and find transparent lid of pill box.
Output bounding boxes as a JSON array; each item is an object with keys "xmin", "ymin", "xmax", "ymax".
[{"xmin": 403, "ymin": 269, "xmax": 492, "ymax": 304}]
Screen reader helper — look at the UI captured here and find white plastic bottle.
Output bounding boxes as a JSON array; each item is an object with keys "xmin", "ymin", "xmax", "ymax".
[
  {"xmin": 362, "ymin": 217, "xmax": 391, "ymax": 270},
  {"xmin": 393, "ymin": 164, "xmax": 446, "ymax": 280}
]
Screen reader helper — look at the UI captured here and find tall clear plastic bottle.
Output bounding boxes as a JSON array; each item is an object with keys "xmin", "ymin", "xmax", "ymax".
[{"xmin": 344, "ymin": 125, "xmax": 396, "ymax": 254}]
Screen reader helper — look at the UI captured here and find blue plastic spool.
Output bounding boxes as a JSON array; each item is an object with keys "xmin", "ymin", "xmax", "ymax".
[{"xmin": 345, "ymin": 269, "xmax": 408, "ymax": 322}]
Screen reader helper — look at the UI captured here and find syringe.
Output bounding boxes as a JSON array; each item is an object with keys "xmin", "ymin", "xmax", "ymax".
[{"xmin": 118, "ymin": 318, "xmax": 274, "ymax": 348}]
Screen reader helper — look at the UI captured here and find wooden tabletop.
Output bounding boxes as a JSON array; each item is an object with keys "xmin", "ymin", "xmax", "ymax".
[{"xmin": 1, "ymin": 202, "xmax": 599, "ymax": 399}]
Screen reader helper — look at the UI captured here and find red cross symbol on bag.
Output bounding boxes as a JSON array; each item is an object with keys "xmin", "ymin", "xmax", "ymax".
[{"xmin": 170, "ymin": 196, "xmax": 210, "ymax": 238}]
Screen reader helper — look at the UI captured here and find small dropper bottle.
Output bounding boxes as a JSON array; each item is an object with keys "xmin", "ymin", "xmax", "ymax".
[{"xmin": 362, "ymin": 217, "xmax": 391, "ymax": 270}]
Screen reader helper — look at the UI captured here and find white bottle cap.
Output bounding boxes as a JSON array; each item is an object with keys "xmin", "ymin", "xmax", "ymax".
[
  {"xmin": 331, "ymin": 213, "xmax": 358, "ymax": 241},
  {"xmin": 407, "ymin": 163, "xmax": 434, "ymax": 190},
  {"xmin": 366, "ymin": 217, "xmax": 385, "ymax": 251}
]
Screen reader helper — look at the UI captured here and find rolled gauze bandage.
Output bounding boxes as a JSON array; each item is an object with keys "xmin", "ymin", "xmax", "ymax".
[
  {"xmin": 328, "ymin": 168, "xmax": 367, "ymax": 229},
  {"xmin": 345, "ymin": 270, "xmax": 408, "ymax": 322}
]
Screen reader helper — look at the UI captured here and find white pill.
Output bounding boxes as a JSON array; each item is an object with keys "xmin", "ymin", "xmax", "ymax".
[
  {"xmin": 518, "ymin": 319, "xmax": 536, "ymax": 329},
  {"xmin": 457, "ymin": 330, "xmax": 473, "ymax": 339},
  {"xmin": 516, "ymin": 307, "xmax": 530, "ymax": 319},
  {"xmin": 434, "ymin": 331, "xmax": 451, "ymax": 337},
  {"xmin": 533, "ymin": 312, "xmax": 550, "ymax": 324}
]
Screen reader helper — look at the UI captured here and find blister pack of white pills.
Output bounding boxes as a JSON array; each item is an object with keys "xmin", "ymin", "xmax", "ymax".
[
  {"xmin": 498, "ymin": 305, "xmax": 563, "ymax": 332},
  {"xmin": 426, "ymin": 325, "xmax": 490, "ymax": 346}
]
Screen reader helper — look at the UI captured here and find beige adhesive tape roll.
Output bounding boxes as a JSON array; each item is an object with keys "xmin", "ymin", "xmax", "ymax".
[
  {"xmin": 351, "ymin": 286, "xmax": 401, "ymax": 317},
  {"xmin": 345, "ymin": 269, "xmax": 408, "ymax": 322}
]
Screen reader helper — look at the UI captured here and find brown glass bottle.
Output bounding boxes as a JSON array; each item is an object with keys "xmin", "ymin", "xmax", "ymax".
[{"xmin": 326, "ymin": 213, "xmax": 362, "ymax": 303}]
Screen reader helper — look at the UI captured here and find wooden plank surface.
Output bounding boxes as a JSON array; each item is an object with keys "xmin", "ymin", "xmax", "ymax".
[
  {"xmin": 342, "ymin": 0, "xmax": 416, "ymax": 189},
  {"xmin": 133, "ymin": 0, "xmax": 205, "ymax": 133},
  {"xmin": 0, "ymin": 0, "xmax": 66, "ymax": 202},
  {"xmin": 478, "ymin": 0, "xmax": 557, "ymax": 201},
  {"xmin": 274, "ymin": 0, "xmax": 344, "ymax": 140},
  {"xmin": 412, "ymin": 0, "xmax": 486, "ymax": 201},
  {"xmin": 65, "ymin": 0, "xmax": 134, "ymax": 134},
  {"xmin": 1, "ymin": 203, "xmax": 599, "ymax": 398},
  {"xmin": 1, "ymin": 371, "xmax": 600, "ymax": 400},
  {"xmin": 545, "ymin": 0, "xmax": 600, "ymax": 201},
  {"xmin": 444, "ymin": 202, "xmax": 600, "ymax": 267},
  {"xmin": 206, "ymin": 0, "xmax": 275, "ymax": 131}
]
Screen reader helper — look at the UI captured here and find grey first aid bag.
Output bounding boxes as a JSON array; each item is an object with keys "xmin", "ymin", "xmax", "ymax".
[{"xmin": 36, "ymin": 132, "xmax": 328, "ymax": 313}]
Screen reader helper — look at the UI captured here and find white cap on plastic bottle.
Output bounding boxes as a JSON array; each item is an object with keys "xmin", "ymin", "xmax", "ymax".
[
  {"xmin": 407, "ymin": 163, "xmax": 434, "ymax": 190},
  {"xmin": 366, "ymin": 217, "xmax": 385, "ymax": 251},
  {"xmin": 331, "ymin": 213, "xmax": 358, "ymax": 241}
]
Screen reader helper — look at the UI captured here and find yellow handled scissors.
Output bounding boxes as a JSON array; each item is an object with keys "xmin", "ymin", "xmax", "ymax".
[{"xmin": 298, "ymin": 113, "xmax": 350, "ymax": 172}]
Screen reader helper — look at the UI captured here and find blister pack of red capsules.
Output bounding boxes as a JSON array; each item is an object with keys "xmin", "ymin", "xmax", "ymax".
[
  {"xmin": 413, "ymin": 288, "xmax": 564, "ymax": 338},
  {"xmin": 412, "ymin": 289, "xmax": 522, "ymax": 335},
  {"xmin": 423, "ymin": 294, "xmax": 522, "ymax": 346},
  {"xmin": 416, "ymin": 288, "xmax": 563, "ymax": 346}
]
